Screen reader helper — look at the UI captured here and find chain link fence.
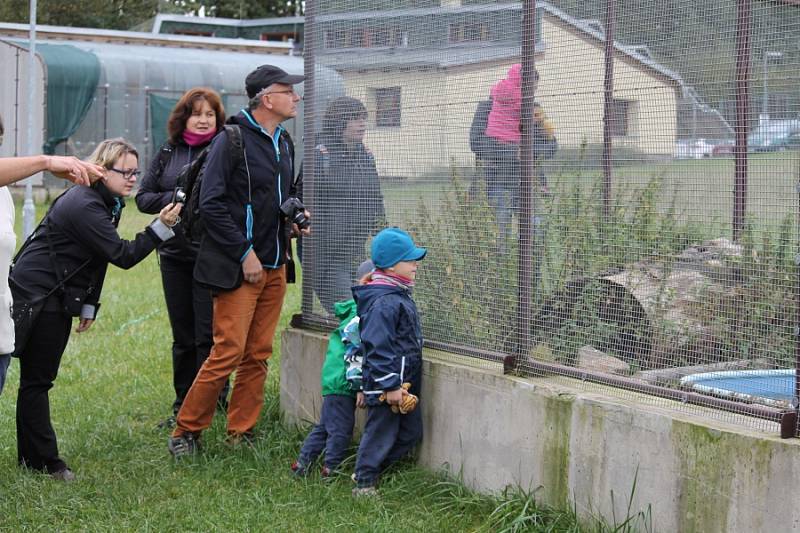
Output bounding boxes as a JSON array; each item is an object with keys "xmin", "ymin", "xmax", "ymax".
[{"xmin": 299, "ymin": 0, "xmax": 800, "ymax": 436}]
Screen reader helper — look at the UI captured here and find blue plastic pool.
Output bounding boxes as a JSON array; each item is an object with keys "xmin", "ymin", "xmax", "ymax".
[{"xmin": 680, "ymin": 369, "xmax": 797, "ymax": 407}]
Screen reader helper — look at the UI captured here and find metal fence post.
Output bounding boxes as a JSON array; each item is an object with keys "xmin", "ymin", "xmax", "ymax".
[
  {"xmin": 300, "ymin": 0, "xmax": 317, "ymax": 320},
  {"xmin": 733, "ymin": 0, "xmax": 751, "ymax": 242},
  {"xmin": 510, "ymin": 0, "xmax": 537, "ymax": 373},
  {"xmin": 601, "ymin": 0, "xmax": 616, "ymax": 225}
]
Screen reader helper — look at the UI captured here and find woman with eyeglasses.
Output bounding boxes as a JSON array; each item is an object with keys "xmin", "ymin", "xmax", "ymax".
[
  {"xmin": 9, "ymin": 138, "xmax": 182, "ymax": 482},
  {"xmin": 135, "ymin": 88, "xmax": 229, "ymax": 427}
]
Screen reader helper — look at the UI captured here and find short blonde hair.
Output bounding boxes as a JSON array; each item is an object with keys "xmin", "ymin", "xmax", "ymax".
[{"xmin": 88, "ymin": 138, "xmax": 138, "ymax": 169}]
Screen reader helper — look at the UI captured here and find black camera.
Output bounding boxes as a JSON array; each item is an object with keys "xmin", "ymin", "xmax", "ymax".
[
  {"xmin": 279, "ymin": 197, "xmax": 310, "ymax": 230},
  {"xmin": 172, "ymin": 187, "xmax": 186, "ymax": 204}
]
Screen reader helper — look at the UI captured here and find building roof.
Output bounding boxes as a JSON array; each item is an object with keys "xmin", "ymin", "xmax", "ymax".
[
  {"xmin": 319, "ymin": 44, "xmax": 539, "ymax": 71},
  {"xmin": 146, "ymin": 4, "xmax": 684, "ymax": 87},
  {"xmin": 537, "ymin": 2, "xmax": 683, "ymax": 88},
  {"xmin": 150, "ymin": 13, "xmax": 304, "ymax": 33},
  {"xmin": 0, "ymin": 22, "xmax": 293, "ymax": 54}
]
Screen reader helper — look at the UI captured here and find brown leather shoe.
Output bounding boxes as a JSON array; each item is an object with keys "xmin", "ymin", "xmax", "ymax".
[{"xmin": 50, "ymin": 468, "xmax": 76, "ymax": 482}]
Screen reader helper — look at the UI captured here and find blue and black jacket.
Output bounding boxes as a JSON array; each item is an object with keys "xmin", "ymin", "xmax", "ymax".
[
  {"xmin": 199, "ymin": 111, "xmax": 297, "ymax": 268},
  {"xmin": 352, "ymin": 283, "xmax": 423, "ymax": 405}
]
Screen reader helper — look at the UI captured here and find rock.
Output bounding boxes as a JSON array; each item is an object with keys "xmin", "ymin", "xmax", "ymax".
[{"xmin": 577, "ymin": 345, "xmax": 630, "ymax": 375}]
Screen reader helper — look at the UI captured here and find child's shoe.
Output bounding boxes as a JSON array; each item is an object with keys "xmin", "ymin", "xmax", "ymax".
[
  {"xmin": 290, "ymin": 461, "xmax": 308, "ymax": 477},
  {"xmin": 320, "ymin": 465, "xmax": 331, "ymax": 478},
  {"xmin": 352, "ymin": 485, "xmax": 378, "ymax": 497}
]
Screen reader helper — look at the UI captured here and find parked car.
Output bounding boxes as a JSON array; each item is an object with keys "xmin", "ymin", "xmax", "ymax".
[
  {"xmin": 748, "ymin": 119, "xmax": 800, "ymax": 152},
  {"xmin": 712, "ymin": 141, "xmax": 734, "ymax": 157},
  {"xmin": 768, "ymin": 131, "xmax": 800, "ymax": 151},
  {"xmin": 675, "ymin": 138, "xmax": 714, "ymax": 159}
]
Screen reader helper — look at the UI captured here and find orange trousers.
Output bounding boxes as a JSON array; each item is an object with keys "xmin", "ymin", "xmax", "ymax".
[{"xmin": 173, "ymin": 266, "xmax": 286, "ymax": 438}]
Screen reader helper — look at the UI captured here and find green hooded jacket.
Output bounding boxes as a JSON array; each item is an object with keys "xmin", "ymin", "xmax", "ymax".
[{"xmin": 321, "ymin": 299, "xmax": 360, "ymax": 397}]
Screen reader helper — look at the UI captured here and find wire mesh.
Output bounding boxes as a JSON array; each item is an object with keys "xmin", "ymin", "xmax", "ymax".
[{"xmin": 301, "ymin": 0, "xmax": 800, "ymax": 435}]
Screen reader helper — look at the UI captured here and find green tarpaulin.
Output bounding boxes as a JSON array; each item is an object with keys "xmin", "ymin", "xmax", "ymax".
[
  {"xmin": 35, "ymin": 44, "xmax": 100, "ymax": 154},
  {"xmin": 149, "ymin": 93, "xmax": 178, "ymax": 152}
]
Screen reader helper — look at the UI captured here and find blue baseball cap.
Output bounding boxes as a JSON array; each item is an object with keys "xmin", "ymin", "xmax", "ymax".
[{"xmin": 371, "ymin": 228, "xmax": 427, "ymax": 269}]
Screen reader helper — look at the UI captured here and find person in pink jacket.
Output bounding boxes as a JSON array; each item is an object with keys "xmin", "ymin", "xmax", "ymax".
[{"xmin": 481, "ymin": 64, "xmax": 557, "ymax": 252}]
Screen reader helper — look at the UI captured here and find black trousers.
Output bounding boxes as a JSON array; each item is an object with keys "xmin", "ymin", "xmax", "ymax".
[
  {"xmin": 159, "ymin": 255, "xmax": 227, "ymax": 414},
  {"xmin": 16, "ymin": 309, "xmax": 72, "ymax": 473}
]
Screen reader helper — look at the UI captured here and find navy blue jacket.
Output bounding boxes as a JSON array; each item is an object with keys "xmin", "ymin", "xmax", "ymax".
[
  {"xmin": 199, "ymin": 111, "xmax": 297, "ymax": 268},
  {"xmin": 352, "ymin": 283, "xmax": 423, "ymax": 404}
]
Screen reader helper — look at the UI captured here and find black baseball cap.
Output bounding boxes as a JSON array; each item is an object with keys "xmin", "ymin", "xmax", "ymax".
[{"xmin": 245, "ymin": 65, "xmax": 305, "ymax": 98}]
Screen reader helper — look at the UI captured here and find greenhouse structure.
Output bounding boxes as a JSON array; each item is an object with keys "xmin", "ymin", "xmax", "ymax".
[{"xmin": 0, "ymin": 24, "xmax": 342, "ymax": 186}]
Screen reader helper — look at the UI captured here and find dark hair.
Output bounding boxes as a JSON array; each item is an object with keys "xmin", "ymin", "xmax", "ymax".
[
  {"xmin": 167, "ymin": 88, "xmax": 225, "ymax": 145},
  {"xmin": 320, "ymin": 97, "xmax": 367, "ymax": 148}
]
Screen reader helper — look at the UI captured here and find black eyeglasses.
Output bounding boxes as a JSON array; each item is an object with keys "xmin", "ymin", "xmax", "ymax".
[{"xmin": 110, "ymin": 168, "xmax": 141, "ymax": 180}]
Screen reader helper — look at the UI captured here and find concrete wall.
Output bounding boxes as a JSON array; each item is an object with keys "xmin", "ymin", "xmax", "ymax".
[{"xmin": 281, "ymin": 327, "xmax": 800, "ymax": 532}]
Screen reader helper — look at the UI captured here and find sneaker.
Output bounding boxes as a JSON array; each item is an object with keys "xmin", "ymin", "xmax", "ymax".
[
  {"xmin": 50, "ymin": 467, "xmax": 76, "ymax": 482},
  {"xmin": 290, "ymin": 461, "xmax": 308, "ymax": 477},
  {"xmin": 320, "ymin": 466, "xmax": 331, "ymax": 478},
  {"xmin": 168, "ymin": 433, "xmax": 199, "ymax": 458},
  {"xmin": 351, "ymin": 473, "xmax": 357, "ymax": 484},
  {"xmin": 352, "ymin": 486, "xmax": 378, "ymax": 497}
]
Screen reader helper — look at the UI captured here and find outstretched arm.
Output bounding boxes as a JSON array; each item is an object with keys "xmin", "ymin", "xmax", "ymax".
[{"xmin": 0, "ymin": 155, "xmax": 104, "ymax": 187}]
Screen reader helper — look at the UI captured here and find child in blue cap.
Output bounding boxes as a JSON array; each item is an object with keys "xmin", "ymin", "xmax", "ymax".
[{"xmin": 351, "ymin": 227, "xmax": 427, "ymax": 496}]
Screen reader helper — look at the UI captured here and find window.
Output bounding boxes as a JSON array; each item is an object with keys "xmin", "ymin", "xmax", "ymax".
[
  {"xmin": 609, "ymin": 99, "xmax": 633, "ymax": 137},
  {"xmin": 323, "ymin": 29, "xmax": 348, "ymax": 49},
  {"xmin": 172, "ymin": 29, "xmax": 214, "ymax": 37},
  {"xmin": 260, "ymin": 32, "xmax": 296, "ymax": 42},
  {"xmin": 448, "ymin": 22, "xmax": 489, "ymax": 44},
  {"xmin": 374, "ymin": 87, "xmax": 402, "ymax": 128},
  {"xmin": 323, "ymin": 26, "xmax": 406, "ymax": 49}
]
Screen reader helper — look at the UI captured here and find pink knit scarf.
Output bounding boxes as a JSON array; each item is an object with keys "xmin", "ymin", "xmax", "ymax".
[{"xmin": 182, "ymin": 129, "xmax": 216, "ymax": 147}]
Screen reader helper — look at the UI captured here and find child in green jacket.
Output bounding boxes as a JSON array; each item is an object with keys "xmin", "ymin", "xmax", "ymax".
[{"xmin": 291, "ymin": 261, "xmax": 372, "ymax": 477}]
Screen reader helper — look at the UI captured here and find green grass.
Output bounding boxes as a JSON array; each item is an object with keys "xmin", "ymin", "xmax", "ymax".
[
  {"xmin": 0, "ymin": 201, "xmax": 650, "ymax": 532},
  {"xmin": 383, "ymin": 151, "xmax": 800, "ymax": 235}
]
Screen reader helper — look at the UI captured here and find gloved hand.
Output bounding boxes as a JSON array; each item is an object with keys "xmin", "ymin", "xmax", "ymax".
[{"xmin": 379, "ymin": 382, "xmax": 418, "ymax": 414}]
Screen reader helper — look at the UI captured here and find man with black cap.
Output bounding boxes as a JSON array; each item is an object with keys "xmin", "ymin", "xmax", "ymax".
[{"xmin": 169, "ymin": 64, "xmax": 309, "ymax": 456}]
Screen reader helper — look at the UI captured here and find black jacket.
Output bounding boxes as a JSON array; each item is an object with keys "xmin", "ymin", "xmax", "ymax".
[
  {"xmin": 200, "ymin": 111, "xmax": 297, "ymax": 268},
  {"xmin": 313, "ymin": 141, "xmax": 384, "ymax": 259},
  {"xmin": 136, "ymin": 140, "xmax": 209, "ymax": 261},
  {"xmin": 10, "ymin": 182, "xmax": 168, "ymax": 317}
]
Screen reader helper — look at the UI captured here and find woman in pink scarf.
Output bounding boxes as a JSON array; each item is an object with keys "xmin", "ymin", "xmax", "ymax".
[{"xmin": 135, "ymin": 88, "xmax": 230, "ymax": 427}]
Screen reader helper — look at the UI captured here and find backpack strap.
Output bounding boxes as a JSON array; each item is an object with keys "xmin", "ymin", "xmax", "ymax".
[
  {"xmin": 223, "ymin": 125, "xmax": 245, "ymax": 172},
  {"xmin": 279, "ymin": 130, "xmax": 295, "ymax": 175}
]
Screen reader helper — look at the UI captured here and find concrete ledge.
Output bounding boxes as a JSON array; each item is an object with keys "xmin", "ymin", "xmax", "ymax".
[{"xmin": 280, "ymin": 327, "xmax": 800, "ymax": 532}]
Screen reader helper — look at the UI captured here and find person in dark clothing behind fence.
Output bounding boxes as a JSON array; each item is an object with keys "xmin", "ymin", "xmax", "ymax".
[
  {"xmin": 311, "ymin": 97, "xmax": 385, "ymax": 314},
  {"xmin": 10, "ymin": 138, "xmax": 182, "ymax": 482},
  {"xmin": 480, "ymin": 64, "xmax": 557, "ymax": 251},
  {"xmin": 136, "ymin": 87, "xmax": 229, "ymax": 427}
]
